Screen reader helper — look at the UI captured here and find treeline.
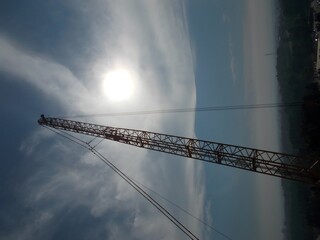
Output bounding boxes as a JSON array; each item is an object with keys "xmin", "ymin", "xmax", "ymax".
[
  {"xmin": 277, "ymin": 0, "xmax": 320, "ymax": 157},
  {"xmin": 276, "ymin": 0, "xmax": 316, "ymax": 150},
  {"xmin": 276, "ymin": 0, "xmax": 320, "ymax": 239},
  {"xmin": 276, "ymin": 0, "xmax": 313, "ymax": 103}
]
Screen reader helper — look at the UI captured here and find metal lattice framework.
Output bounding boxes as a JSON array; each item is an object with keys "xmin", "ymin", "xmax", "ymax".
[{"xmin": 38, "ymin": 115, "xmax": 320, "ymax": 185}]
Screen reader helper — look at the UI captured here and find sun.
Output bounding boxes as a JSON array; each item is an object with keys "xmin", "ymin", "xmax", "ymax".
[{"xmin": 102, "ymin": 69, "xmax": 134, "ymax": 101}]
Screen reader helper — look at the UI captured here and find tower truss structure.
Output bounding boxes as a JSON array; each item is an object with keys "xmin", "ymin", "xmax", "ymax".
[{"xmin": 38, "ymin": 115, "xmax": 320, "ymax": 185}]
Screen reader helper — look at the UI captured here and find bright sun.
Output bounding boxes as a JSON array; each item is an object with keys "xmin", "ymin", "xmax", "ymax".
[{"xmin": 102, "ymin": 69, "xmax": 134, "ymax": 101}]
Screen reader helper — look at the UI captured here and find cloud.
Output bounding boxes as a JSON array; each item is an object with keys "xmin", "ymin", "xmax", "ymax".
[
  {"xmin": 19, "ymin": 128, "xmax": 53, "ymax": 156},
  {"xmin": 0, "ymin": 0, "xmax": 205, "ymax": 239},
  {"xmin": 228, "ymin": 32, "xmax": 237, "ymax": 84},
  {"xmin": 220, "ymin": 12, "xmax": 237, "ymax": 84},
  {"xmin": 3, "ymin": 211, "xmax": 53, "ymax": 240},
  {"xmin": 0, "ymin": 36, "xmax": 92, "ymax": 112},
  {"xmin": 242, "ymin": 0, "xmax": 284, "ymax": 239},
  {"xmin": 222, "ymin": 13, "xmax": 229, "ymax": 23}
]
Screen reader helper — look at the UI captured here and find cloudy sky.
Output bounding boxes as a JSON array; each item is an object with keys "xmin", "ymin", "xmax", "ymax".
[{"xmin": 0, "ymin": 0, "xmax": 284, "ymax": 239}]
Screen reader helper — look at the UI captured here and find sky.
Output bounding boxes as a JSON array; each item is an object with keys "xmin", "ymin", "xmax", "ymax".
[{"xmin": 0, "ymin": 0, "xmax": 284, "ymax": 239}]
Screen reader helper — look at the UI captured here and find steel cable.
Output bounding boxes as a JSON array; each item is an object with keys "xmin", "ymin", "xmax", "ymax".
[
  {"xmin": 57, "ymin": 102, "xmax": 304, "ymax": 119},
  {"xmin": 42, "ymin": 126, "xmax": 200, "ymax": 240}
]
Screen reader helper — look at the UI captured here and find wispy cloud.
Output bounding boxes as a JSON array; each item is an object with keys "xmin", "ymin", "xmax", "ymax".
[
  {"xmin": 0, "ymin": 0, "xmax": 205, "ymax": 239},
  {"xmin": 0, "ymin": 36, "xmax": 90, "ymax": 112},
  {"xmin": 228, "ymin": 32, "xmax": 237, "ymax": 84},
  {"xmin": 221, "ymin": 12, "xmax": 237, "ymax": 84}
]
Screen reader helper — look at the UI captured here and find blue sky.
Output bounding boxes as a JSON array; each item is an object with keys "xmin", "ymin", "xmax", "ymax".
[{"xmin": 0, "ymin": 0, "xmax": 284, "ymax": 239}]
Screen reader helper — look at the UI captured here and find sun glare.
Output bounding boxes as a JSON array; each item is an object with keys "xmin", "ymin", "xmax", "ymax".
[{"xmin": 103, "ymin": 69, "xmax": 134, "ymax": 101}]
